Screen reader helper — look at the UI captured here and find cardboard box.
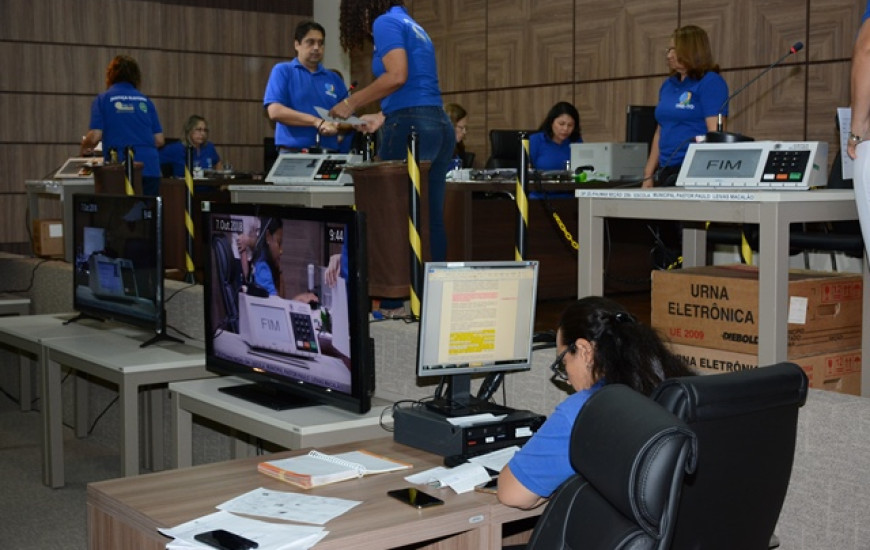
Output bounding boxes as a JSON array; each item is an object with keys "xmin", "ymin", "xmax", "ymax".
[
  {"xmin": 32, "ymin": 219, "xmax": 63, "ymax": 258},
  {"xmin": 652, "ymin": 265, "xmax": 862, "ymax": 355},
  {"xmin": 668, "ymin": 342, "xmax": 862, "ymax": 396}
]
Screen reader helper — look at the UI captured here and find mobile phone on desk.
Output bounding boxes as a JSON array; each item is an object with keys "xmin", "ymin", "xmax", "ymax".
[
  {"xmin": 194, "ymin": 529, "xmax": 259, "ymax": 550},
  {"xmin": 387, "ymin": 487, "xmax": 444, "ymax": 509}
]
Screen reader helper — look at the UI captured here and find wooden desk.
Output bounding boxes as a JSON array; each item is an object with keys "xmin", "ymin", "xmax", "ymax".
[
  {"xmin": 445, "ymin": 180, "xmax": 650, "ymax": 299},
  {"xmin": 169, "ymin": 377, "xmax": 394, "ymax": 468},
  {"xmin": 576, "ymin": 188, "xmax": 870, "ymax": 395},
  {"xmin": 87, "ymin": 437, "xmax": 541, "ymax": 550}
]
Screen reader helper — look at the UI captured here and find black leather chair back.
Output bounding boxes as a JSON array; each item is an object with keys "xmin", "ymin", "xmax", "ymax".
[
  {"xmin": 526, "ymin": 384, "xmax": 697, "ymax": 550},
  {"xmin": 652, "ymin": 363, "xmax": 809, "ymax": 550},
  {"xmin": 486, "ymin": 129, "xmax": 535, "ymax": 170},
  {"xmin": 211, "ymin": 233, "xmax": 240, "ymax": 333}
]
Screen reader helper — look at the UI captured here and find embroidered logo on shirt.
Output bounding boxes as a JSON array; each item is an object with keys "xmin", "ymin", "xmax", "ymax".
[
  {"xmin": 324, "ymin": 83, "xmax": 338, "ymax": 99},
  {"xmin": 676, "ymin": 91, "xmax": 695, "ymax": 110},
  {"xmin": 403, "ymin": 18, "xmax": 431, "ymax": 44},
  {"xmin": 114, "ymin": 101, "xmax": 135, "ymax": 113},
  {"xmin": 138, "ymin": 103, "xmax": 148, "ymax": 113}
]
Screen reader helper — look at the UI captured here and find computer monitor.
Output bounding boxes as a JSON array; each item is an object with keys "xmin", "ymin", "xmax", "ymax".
[
  {"xmin": 416, "ymin": 260, "xmax": 539, "ymax": 416},
  {"xmin": 71, "ymin": 193, "xmax": 170, "ymax": 347},
  {"xmin": 203, "ymin": 202, "xmax": 374, "ymax": 414}
]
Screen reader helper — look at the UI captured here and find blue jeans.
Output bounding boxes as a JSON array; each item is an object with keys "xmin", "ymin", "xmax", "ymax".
[{"xmin": 378, "ymin": 106, "xmax": 454, "ymax": 262}]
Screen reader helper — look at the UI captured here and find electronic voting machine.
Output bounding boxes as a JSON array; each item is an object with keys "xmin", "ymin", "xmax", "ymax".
[
  {"xmin": 266, "ymin": 153, "xmax": 362, "ymax": 186},
  {"xmin": 675, "ymin": 141, "xmax": 828, "ymax": 190}
]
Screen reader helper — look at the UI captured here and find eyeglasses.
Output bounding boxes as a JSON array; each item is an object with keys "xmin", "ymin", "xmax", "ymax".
[
  {"xmin": 456, "ymin": 125, "xmax": 468, "ymax": 133},
  {"xmin": 665, "ymin": 46, "xmax": 675, "ymax": 55},
  {"xmin": 192, "ymin": 127, "xmax": 209, "ymax": 133},
  {"xmin": 549, "ymin": 343, "xmax": 576, "ymax": 381}
]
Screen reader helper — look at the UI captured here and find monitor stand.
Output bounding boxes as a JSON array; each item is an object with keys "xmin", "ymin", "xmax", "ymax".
[
  {"xmin": 219, "ymin": 382, "xmax": 318, "ymax": 411},
  {"xmin": 424, "ymin": 374, "xmax": 514, "ymax": 417}
]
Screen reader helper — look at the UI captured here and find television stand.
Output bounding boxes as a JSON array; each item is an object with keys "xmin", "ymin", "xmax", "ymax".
[
  {"xmin": 63, "ymin": 311, "xmax": 104, "ymax": 326},
  {"xmin": 219, "ymin": 382, "xmax": 317, "ymax": 411},
  {"xmin": 140, "ymin": 331, "xmax": 183, "ymax": 348}
]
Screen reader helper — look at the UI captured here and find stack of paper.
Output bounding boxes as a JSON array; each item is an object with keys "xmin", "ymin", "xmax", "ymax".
[{"xmin": 160, "ymin": 488, "xmax": 363, "ymax": 549}]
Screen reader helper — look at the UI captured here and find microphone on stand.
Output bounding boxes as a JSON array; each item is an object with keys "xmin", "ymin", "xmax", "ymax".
[{"xmin": 707, "ymin": 41, "xmax": 804, "ymax": 143}]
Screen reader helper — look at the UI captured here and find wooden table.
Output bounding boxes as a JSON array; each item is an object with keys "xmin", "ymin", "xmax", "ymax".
[{"xmin": 87, "ymin": 437, "xmax": 542, "ymax": 550}]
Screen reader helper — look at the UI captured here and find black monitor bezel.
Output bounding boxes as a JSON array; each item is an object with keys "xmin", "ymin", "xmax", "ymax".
[
  {"xmin": 71, "ymin": 193, "xmax": 165, "ymax": 335},
  {"xmin": 202, "ymin": 202, "xmax": 373, "ymax": 414}
]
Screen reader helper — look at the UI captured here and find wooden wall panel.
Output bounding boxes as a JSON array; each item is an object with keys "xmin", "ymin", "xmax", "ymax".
[
  {"xmin": 0, "ymin": 96, "xmax": 91, "ymax": 145},
  {"xmin": 486, "ymin": 0, "xmax": 575, "ymax": 88},
  {"xmin": 0, "ymin": 0, "xmax": 158, "ymax": 47},
  {"xmin": 0, "ymin": 0, "xmax": 312, "ymax": 250},
  {"xmin": 412, "ymin": 0, "xmax": 488, "ymax": 94},
  {"xmin": 723, "ymin": 66, "xmax": 807, "ymax": 141},
  {"xmin": 808, "ymin": 0, "xmax": 865, "ymax": 61},
  {"xmin": 575, "ymin": 0, "xmax": 678, "ymax": 81},
  {"xmin": 807, "ymin": 61, "xmax": 851, "ymax": 165}
]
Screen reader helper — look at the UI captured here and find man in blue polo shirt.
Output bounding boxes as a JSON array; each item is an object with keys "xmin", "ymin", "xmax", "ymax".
[{"xmin": 264, "ymin": 21, "xmax": 348, "ymax": 152}]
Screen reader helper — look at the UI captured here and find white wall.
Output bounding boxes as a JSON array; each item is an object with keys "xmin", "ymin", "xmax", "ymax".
[{"xmin": 313, "ymin": 0, "xmax": 352, "ymax": 88}]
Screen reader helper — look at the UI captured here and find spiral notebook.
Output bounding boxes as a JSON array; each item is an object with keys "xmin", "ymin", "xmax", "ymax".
[{"xmin": 258, "ymin": 450, "xmax": 412, "ymax": 489}]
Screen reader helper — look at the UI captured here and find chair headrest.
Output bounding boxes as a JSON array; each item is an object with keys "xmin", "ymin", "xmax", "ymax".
[
  {"xmin": 570, "ymin": 384, "xmax": 697, "ymax": 537},
  {"xmin": 651, "ymin": 362, "xmax": 809, "ymax": 423}
]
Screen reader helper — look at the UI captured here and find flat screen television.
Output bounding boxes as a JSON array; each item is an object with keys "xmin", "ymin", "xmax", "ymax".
[
  {"xmin": 416, "ymin": 260, "xmax": 539, "ymax": 416},
  {"xmin": 70, "ymin": 193, "xmax": 171, "ymax": 347},
  {"xmin": 202, "ymin": 202, "xmax": 374, "ymax": 414}
]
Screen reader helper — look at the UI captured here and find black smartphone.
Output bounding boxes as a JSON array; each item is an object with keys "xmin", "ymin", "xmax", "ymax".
[
  {"xmin": 194, "ymin": 529, "xmax": 259, "ymax": 550},
  {"xmin": 387, "ymin": 487, "xmax": 444, "ymax": 509}
]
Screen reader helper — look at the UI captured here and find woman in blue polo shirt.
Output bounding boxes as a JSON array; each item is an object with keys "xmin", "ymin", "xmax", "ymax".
[
  {"xmin": 330, "ymin": 0, "xmax": 454, "ymax": 263},
  {"xmin": 529, "ymin": 102, "xmax": 583, "ymax": 171},
  {"xmin": 497, "ymin": 296, "xmax": 694, "ymax": 510},
  {"xmin": 642, "ymin": 25, "xmax": 728, "ymax": 187},
  {"xmin": 81, "ymin": 55, "xmax": 165, "ymax": 196},
  {"xmin": 159, "ymin": 115, "xmax": 221, "ymax": 177}
]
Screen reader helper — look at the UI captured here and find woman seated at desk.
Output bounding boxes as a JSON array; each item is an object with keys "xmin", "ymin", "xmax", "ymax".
[
  {"xmin": 159, "ymin": 115, "xmax": 222, "ymax": 177},
  {"xmin": 529, "ymin": 101, "xmax": 583, "ymax": 171}
]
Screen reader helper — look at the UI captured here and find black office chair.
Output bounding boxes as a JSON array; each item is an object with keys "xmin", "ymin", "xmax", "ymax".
[
  {"xmin": 652, "ymin": 362, "xmax": 809, "ymax": 549},
  {"xmin": 211, "ymin": 233, "xmax": 240, "ymax": 333},
  {"xmin": 626, "ymin": 105, "xmax": 657, "ymax": 151},
  {"xmin": 523, "ymin": 384, "xmax": 697, "ymax": 550},
  {"xmin": 486, "ymin": 129, "xmax": 535, "ymax": 170}
]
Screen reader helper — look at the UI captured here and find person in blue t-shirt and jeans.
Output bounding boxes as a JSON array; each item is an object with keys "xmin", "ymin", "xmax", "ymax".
[
  {"xmin": 81, "ymin": 55, "xmax": 165, "ymax": 196},
  {"xmin": 329, "ymin": 0, "xmax": 454, "ymax": 264}
]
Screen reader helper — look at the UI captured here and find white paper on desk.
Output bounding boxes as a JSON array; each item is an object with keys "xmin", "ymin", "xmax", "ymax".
[
  {"xmin": 217, "ymin": 487, "xmax": 361, "ymax": 525},
  {"xmin": 445, "ymin": 413, "xmax": 507, "ymax": 427},
  {"xmin": 405, "ymin": 466, "xmax": 450, "ymax": 486},
  {"xmin": 159, "ymin": 509, "xmax": 327, "ymax": 550},
  {"xmin": 468, "ymin": 445, "xmax": 519, "ymax": 472},
  {"xmin": 315, "ymin": 106, "xmax": 366, "ymax": 126},
  {"xmin": 408, "ymin": 463, "xmax": 491, "ymax": 494}
]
